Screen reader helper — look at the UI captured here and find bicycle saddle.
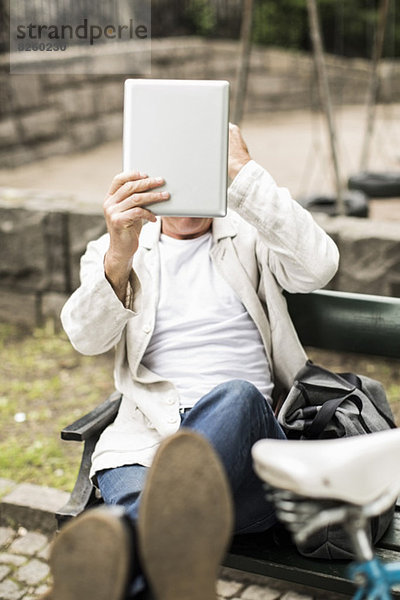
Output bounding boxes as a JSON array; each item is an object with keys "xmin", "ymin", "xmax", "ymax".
[{"xmin": 252, "ymin": 428, "xmax": 400, "ymax": 506}]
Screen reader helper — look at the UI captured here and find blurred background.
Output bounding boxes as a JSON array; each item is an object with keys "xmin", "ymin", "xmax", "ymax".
[
  {"xmin": 0, "ymin": 0, "xmax": 399, "ymax": 202},
  {"xmin": 0, "ymin": 0, "xmax": 399, "ymax": 512}
]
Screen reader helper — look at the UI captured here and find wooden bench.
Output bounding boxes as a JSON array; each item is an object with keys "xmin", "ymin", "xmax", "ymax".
[{"xmin": 56, "ymin": 289, "xmax": 400, "ymax": 598}]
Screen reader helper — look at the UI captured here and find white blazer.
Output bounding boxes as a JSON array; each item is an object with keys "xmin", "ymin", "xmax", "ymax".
[{"xmin": 60, "ymin": 161, "xmax": 339, "ymax": 479}]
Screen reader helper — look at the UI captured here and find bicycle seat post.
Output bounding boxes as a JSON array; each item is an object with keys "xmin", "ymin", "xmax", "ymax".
[{"xmin": 342, "ymin": 509, "xmax": 374, "ymax": 563}]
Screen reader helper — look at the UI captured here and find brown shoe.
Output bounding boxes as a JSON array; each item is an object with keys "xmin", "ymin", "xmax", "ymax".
[
  {"xmin": 48, "ymin": 506, "xmax": 131, "ymax": 600},
  {"xmin": 137, "ymin": 430, "xmax": 233, "ymax": 600}
]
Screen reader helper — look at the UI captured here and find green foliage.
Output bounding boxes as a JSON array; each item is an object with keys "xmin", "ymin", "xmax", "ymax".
[
  {"xmin": 253, "ymin": 0, "xmax": 307, "ymax": 50},
  {"xmin": 184, "ymin": 0, "xmax": 217, "ymax": 36},
  {"xmin": 215, "ymin": 0, "xmax": 399, "ymax": 58},
  {"xmin": 152, "ymin": 0, "xmax": 399, "ymax": 58}
]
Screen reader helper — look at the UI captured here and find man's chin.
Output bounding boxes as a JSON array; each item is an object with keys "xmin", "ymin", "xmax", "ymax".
[{"xmin": 161, "ymin": 217, "xmax": 213, "ymax": 239}]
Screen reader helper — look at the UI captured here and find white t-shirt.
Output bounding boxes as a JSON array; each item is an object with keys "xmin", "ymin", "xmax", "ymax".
[{"xmin": 142, "ymin": 231, "xmax": 274, "ymax": 408}]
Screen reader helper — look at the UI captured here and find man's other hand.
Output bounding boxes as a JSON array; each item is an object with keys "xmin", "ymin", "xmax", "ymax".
[{"xmin": 228, "ymin": 123, "xmax": 251, "ymax": 180}]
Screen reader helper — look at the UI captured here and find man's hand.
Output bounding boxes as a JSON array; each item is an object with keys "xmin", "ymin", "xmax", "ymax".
[
  {"xmin": 103, "ymin": 171, "xmax": 169, "ymax": 302},
  {"xmin": 228, "ymin": 123, "xmax": 251, "ymax": 180}
]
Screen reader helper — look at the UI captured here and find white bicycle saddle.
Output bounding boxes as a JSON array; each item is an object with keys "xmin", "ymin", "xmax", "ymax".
[{"xmin": 252, "ymin": 428, "xmax": 400, "ymax": 506}]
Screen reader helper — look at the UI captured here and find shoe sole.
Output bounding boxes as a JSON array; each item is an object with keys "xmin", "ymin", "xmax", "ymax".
[
  {"xmin": 138, "ymin": 430, "xmax": 233, "ymax": 600},
  {"xmin": 49, "ymin": 507, "xmax": 131, "ymax": 600}
]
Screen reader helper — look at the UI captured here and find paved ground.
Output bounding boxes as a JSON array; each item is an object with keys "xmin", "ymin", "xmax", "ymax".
[
  {"xmin": 0, "ymin": 478, "xmax": 353, "ymax": 600},
  {"xmin": 0, "ymin": 525, "xmax": 51, "ymax": 600},
  {"xmin": 0, "ymin": 104, "xmax": 399, "ymax": 221},
  {"xmin": 0, "ymin": 528, "xmax": 351, "ymax": 600}
]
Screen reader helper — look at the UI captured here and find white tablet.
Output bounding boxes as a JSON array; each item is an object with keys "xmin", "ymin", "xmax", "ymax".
[{"xmin": 123, "ymin": 79, "xmax": 229, "ymax": 217}]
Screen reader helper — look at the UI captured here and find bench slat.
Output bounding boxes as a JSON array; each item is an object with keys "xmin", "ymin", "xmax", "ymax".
[
  {"xmin": 226, "ymin": 532, "xmax": 355, "ymax": 596},
  {"xmin": 286, "ymin": 290, "xmax": 400, "ymax": 359},
  {"xmin": 379, "ymin": 509, "xmax": 400, "ymax": 552},
  {"xmin": 225, "ymin": 530, "xmax": 400, "ymax": 597}
]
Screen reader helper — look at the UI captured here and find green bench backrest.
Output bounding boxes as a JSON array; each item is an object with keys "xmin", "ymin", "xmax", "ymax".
[{"xmin": 286, "ymin": 289, "xmax": 400, "ymax": 360}]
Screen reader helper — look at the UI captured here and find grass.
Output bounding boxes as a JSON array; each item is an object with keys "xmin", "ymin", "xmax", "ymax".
[
  {"xmin": 0, "ymin": 320, "xmax": 399, "ymax": 493},
  {"xmin": 0, "ymin": 320, "xmax": 114, "ymax": 492}
]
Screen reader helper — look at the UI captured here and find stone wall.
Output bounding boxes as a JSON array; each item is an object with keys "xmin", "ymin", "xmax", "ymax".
[
  {"xmin": 1, "ymin": 190, "xmax": 400, "ymax": 327},
  {"xmin": 0, "ymin": 190, "xmax": 106, "ymax": 325},
  {"xmin": 1, "ymin": 37, "xmax": 400, "ymax": 168},
  {"xmin": 319, "ymin": 214, "xmax": 400, "ymax": 297}
]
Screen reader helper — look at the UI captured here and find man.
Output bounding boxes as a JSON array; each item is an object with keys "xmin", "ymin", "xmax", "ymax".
[{"xmin": 49, "ymin": 124, "xmax": 339, "ymax": 600}]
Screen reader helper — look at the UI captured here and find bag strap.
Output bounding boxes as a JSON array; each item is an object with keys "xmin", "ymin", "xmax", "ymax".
[
  {"xmin": 304, "ymin": 394, "xmax": 363, "ymax": 439},
  {"xmin": 340, "ymin": 372, "xmax": 397, "ymax": 430},
  {"xmin": 339, "ymin": 372, "xmax": 362, "ymax": 389}
]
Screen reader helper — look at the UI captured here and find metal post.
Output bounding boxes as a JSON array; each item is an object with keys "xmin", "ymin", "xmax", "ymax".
[
  {"xmin": 232, "ymin": 0, "xmax": 254, "ymax": 125},
  {"xmin": 306, "ymin": 0, "xmax": 345, "ymax": 216},
  {"xmin": 359, "ymin": 0, "xmax": 390, "ymax": 171}
]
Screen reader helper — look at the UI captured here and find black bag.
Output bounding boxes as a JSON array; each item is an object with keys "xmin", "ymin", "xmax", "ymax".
[
  {"xmin": 278, "ymin": 360, "xmax": 396, "ymax": 440},
  {"xmin": 276, "ymin": 360, "xmax": 397, "ymax": 559}
]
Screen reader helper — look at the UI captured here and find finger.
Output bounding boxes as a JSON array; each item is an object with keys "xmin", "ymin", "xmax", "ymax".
[
  {"xmin": 111, "ymin": 206, "xmax": 158, "ymax": 227},
  {"xmin": 116, "ymin": 190, "xmax": 170, "ymax": 212},
  {"xmin": 110, "ymin": 177, "xmax": 166, "ymax": 205},
  {"xmin": 107, "ymin": 171, "xmax": 148, "ymax": 197}
]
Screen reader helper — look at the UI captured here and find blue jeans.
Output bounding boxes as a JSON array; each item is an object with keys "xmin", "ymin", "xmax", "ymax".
[{"xmin": 97, "ymin": 379, "xmax": 286, "ymax": 535}]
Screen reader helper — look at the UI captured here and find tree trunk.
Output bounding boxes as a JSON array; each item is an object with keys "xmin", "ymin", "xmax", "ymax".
[
  {"xmin": 232, "ymin": 0, "xmax": 254, "ymax": 125},
  {"xmin": 359, "ymin": 0, "xmax": 390, "ymax": 171},
  {"xmin": 306, "ymin": 0, "xmax": 344, "ymax": 216}
]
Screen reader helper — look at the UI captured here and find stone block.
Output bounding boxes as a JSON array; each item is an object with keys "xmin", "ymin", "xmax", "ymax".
[
  {"xmin": 42, "ymin": 211, "xmax": 70, "ymax": 292},
  {"xmin": 0, "ymin": 483, "xmax": 69, "ymax": 535},
  {"xmin": 0, "ymin": 578, "xmax": 23, "ymax": 600},
  {"xmin": 0, "ymin": 481, "xmax": 16, "ymax": 500},
  {"xmin": 10, "ymin": 75, "xmax": 43, "ymax": 110},
  {"xmin": 16, "ymin": 558, "xmax": 50, "ymax": 586},
  {"xmin": 37, "ymin": 543, "xmax": 51, "ymax": 561},
  {"xmin": 9, "ymin": 531, "xmax": 48, "ymax": 556},
  {"xmin": 57, "ymin": 86, "xmax": 96, "ymax": 119},
  {"xmin": 199, "ymin": 56, "xmax": 236, "ymax": 79},
  {"xmin": 95, "ymin": 81, "xmax": 124, "ymax": 114},
  {"xmin": 0, "ymin": 119, "xmax": 18, "ymax": 146},
  {"xmin": 332, "ymin": 217, "xmax": 400, "ymax": 295},
  {"xmin": 41, "ymin": 72, "xmax": 69, "ymax": 89},
  {"xmin": 0, "ymin": 527, "xmax": 15, "ymax": 547},
  {"xmin": 0, "ymin": 289, "xmax": 38, "ymax": 326},
  {"xmin": 180, "ymin": 62, "xmax": 209, "ymax": 80},
  {"xmin": 36, "ymin": 137, "xmax": 74, "ymax": 161},
  {"xmin": 0, "ymin": 207, "xmax": 68, "ymax": 293},
  {"xmin": 97, "ymin": 112, "xmax": 123, "ymax": 143},
  {"xmin": 0, "ymin": 75, "xmax": 12, "ymax": 119},
  {"xmin": 36, "ymin": 583, "xmax": 52, "ymax": 597},
  {"xmin": 19, "ymin": 108, "xmax": 61, "ymax": 142},
  {"xmin": 248, "ymin": 74, "xmax": 288, "ymax": 97},
  {"xmin": 68, "ymin": 212, "xmax": 107, "ymax": 290},
  {"xmin": 0, "ymin": 206, "xmax": 45, "ymax": 287},
  {"xmin": 217, "ymin": 579, "xmax": 244, "ymax": 598},
  {"xmin": 0, "ymin": 565, "xmax": 11, "ymax": 581},
  {"xmin": 41, "ymin": 292, "xmax": 69, "ymax": 324},
  {"xmin": 242, "ymin": 584, "xmax": 280, "ymax": 600},
  {"xmin": 0, "ymin": 554, "xmax": 26, "ymax": 567},
  {"xmin": 0, "ymin": 146, "xmax": 36, "ymax": 169},
  {"xmin": 68, "ymin": 118, "xmax": 103, "ymax": 151}
]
